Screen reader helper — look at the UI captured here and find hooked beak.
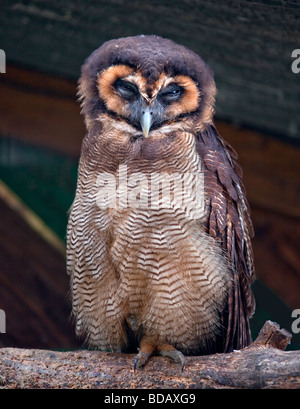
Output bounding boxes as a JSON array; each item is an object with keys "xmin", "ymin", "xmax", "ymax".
[{"xmin": 139, "ymin": 107, "xmax": 153, "ymax": 138}]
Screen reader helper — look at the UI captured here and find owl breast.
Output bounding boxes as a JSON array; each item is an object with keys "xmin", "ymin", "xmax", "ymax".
[{"xmin": 101, "ymin": 130, "xmax": 230, "ymax": 353}]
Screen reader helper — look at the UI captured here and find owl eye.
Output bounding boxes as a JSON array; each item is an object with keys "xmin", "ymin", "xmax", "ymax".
[
  {"xmin": 114, "ymin": 79, "xmax": 139, "ymax": 100},
  {"xmin": 158, "ymin": 83, "xmax": 182, "ymax": 104}
]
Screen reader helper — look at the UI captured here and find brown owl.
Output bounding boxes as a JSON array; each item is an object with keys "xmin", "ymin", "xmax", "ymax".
[{"xmin": 67, "ymin": 35, "xmax": 255, "ymax": 370}]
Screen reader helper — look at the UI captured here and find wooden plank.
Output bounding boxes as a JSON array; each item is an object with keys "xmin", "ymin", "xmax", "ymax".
[
  {"xmin": 0, "ymin": 65, "xmax": 85, "ymax": 156},
  {"xmin": 0, "ymin": 180, "xmax": 66, "ymax": 256},
  {"xmin": 0, "ymin": 195, "xmax": 79, "ymax": 349},
  {"xmin": 251, "ymin": 206, "xmax": 300, "ymax": 310},
  {"xmin": 217, "ymin": 122, "xmax": 300, "ymax": 219}
]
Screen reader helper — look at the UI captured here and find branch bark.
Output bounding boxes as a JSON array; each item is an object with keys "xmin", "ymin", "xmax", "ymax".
[{"xmin": 0, "ymin": 321, "xmax": 299, "ymax": 389}]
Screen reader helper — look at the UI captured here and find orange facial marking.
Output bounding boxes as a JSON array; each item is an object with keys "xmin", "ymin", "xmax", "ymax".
[
  {"xmin": 97, "ymin": 65, "xmax": 134, "ymax": 116},
  {"xmin": 166, "ymin": 74, "xmax": 200, "ymax": 117},
  {"xmin": 97, "ymin": 66, "xmax": 201, "ymax": 122}
]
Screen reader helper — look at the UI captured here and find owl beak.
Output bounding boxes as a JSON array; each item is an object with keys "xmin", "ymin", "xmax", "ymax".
[{"xmin": 140, "ymin": 108, "xmax": 153, "ymax": 138}]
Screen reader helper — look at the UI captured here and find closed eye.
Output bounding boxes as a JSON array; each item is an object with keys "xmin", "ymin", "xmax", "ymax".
[
  {"xmin": 158, "ymin": 83, "xmax": 183, "ymax": 104},
  {"xmin": 114, "ymin": 79, "xmax": 139, "ymax": 100}
]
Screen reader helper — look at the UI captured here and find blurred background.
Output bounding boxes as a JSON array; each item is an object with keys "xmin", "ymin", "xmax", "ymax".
[{"xmin": 0, "ymin": 0, "xmax": 299, "ymax": 351}]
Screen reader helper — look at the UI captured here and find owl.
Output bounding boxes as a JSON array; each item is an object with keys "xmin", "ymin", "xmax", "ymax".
[{"xmin": 67, "ymin": 35, "xmax": 255, "ymax": 370}]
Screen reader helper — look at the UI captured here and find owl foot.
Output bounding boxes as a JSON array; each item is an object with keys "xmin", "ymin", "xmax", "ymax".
[
  {"xmin": 133, "ymin": 339, "xmax": 185, "ymax": 371},
  {"xmin": 133, "ymin": 351, "xmax": 152, "ymax": 371},
  {"xmin": 157, "ymin": 344, "xmax": 185, "ymax": 372},
  {"xmin": 133, "ymin": 339, "xmax": 155, "ymax": 371}
]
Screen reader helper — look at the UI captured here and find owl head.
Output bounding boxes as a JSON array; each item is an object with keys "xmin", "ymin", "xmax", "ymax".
[{"xmin": 78, "ymin": 35, "xmax": 216, "ymax": 137}]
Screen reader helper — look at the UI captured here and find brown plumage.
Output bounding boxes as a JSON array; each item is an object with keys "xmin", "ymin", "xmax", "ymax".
[{"xmin": 67, "ymin": 35, "xmax": 255, "ymax": 369}]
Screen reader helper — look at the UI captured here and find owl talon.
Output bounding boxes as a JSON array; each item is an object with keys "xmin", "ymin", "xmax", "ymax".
[
  {"xmin": 158, "ymin": 348, "xmax": 186, "ymax": 372},
  {"xmin": 133, "ymin": 351, "xmax": 151, "ymax": 371}
]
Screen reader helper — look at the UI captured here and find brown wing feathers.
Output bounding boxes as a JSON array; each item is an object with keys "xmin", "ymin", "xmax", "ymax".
[{"xmin": 196, "ymin": 124, "xmax": 255, "ymax": 351}]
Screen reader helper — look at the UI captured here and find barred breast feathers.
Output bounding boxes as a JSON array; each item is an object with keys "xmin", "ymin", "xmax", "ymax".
[{"xmin": 67, "ymin": 127, "xmax": 231, "ymax": 352}]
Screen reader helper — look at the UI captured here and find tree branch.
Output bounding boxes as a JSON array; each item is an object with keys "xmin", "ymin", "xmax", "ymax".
[{"xmin": 0, "ymin": 321, "xmax": 299, "ymax": 389}]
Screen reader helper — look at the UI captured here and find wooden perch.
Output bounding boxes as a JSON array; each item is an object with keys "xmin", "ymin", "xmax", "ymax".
[{"xmin": 0, "ymin": 321, "xmax": 299, "ymax": 389}]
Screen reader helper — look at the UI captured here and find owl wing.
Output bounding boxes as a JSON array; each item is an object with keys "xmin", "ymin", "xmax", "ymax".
[{"xmin": 196, "ymin": 124, "xmax": 255, "ymax": 352}]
